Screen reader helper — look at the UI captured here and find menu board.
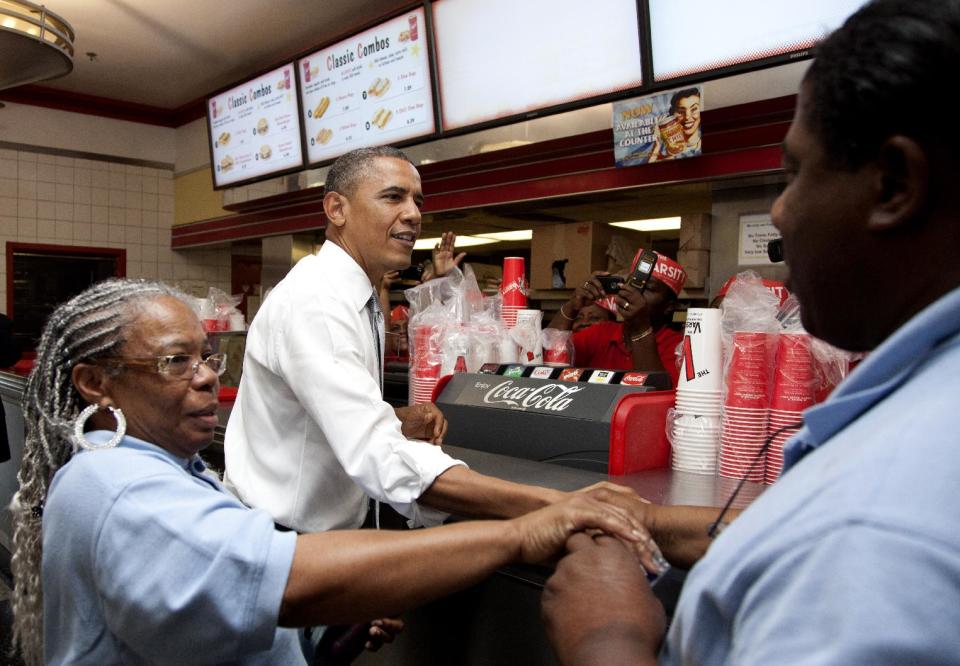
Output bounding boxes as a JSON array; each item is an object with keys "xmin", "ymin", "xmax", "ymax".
[
  {"xmin": 207, "ymin": 63, "xmax": 304, "ymax": 189},
  {"xmin": 433, "ymin": 0, "xmax": 642, "ymax": 131},
  {"xmin": 298, "ymin": 8, "xmax": 435, "ymax": 165},
  {"xmin": 649, "ymin": 0, "xmax": 869, "ymax": 81}
]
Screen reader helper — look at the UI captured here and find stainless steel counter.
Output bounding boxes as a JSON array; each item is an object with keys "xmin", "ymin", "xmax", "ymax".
[{"xmin": 447, "ymin": 445, "xmax": 761, "ymax": 509}]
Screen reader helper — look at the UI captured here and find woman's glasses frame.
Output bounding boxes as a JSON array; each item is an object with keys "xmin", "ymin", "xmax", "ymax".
[{"xmin": 93, "ymin": 352, "xmax": 227, "ymax": 379}]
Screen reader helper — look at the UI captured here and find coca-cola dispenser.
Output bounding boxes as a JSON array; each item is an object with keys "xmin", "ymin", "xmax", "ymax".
[{"xmin": 433, "ymin": 367, "xmax": 675, "ymax": 474}]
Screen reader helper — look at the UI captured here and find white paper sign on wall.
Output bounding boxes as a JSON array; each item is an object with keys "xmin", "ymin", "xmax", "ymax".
[{"xmin": 738, "ymin": 213, "xmax": 781, "ymax": 265}]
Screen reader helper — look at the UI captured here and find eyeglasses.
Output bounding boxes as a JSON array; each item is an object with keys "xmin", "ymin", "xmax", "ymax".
[{"xmin": 95, "ymin": 352, "xmax": 227, "ymax": 379}]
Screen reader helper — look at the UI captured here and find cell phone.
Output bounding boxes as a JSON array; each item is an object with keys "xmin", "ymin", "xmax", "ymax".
[
  {"xmin": 596, "ymin": 274, "xmax": 625, "ymax": 294},
  {"xmin": 397, "ymin": 264, "xmax": 424, "ymax": 281},
  {"xmin": 767, "ymin": 238, "xmax": 784, "ymax": 263},
  {"xmin": 626, "ymin": 250, "xmax": 658, "ymax": 291}
]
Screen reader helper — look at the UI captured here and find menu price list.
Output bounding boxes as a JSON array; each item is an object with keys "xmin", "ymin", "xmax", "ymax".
[
  {"xmin": 299, "ymin": 8, "xmax": 435, "ymax": 164},
  {"xmin": 209, "ymin": 63, "xmax": 304, "ymax": 188}
]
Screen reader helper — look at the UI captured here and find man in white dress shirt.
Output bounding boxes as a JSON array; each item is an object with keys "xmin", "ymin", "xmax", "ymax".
[{"xmin": 225, "ymin": 147, "xmax": 577, "ymax": 533}]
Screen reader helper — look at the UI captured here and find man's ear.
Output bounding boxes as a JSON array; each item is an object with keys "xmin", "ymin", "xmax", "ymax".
[
  {"xmin": 71, "ymin": 363, "xmax": 112, "ymax": 408},
  {"xmin": 322, "ymin": 190, "xmax": 348, "ymax": 229},
  {"xmin": 868, "ymin": 135, "xmax": 929, "ymax": 232}
]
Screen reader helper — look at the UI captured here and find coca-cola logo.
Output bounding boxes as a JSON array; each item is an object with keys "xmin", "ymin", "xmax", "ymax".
[{"xmin": 483, "ymin": 380, "xmax": 584, "ymax": 412}]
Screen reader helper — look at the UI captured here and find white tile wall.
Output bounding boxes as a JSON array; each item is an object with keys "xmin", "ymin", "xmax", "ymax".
[{"xmin": 0, "ymin": 148, "xmax": 231, "ymax": 312}]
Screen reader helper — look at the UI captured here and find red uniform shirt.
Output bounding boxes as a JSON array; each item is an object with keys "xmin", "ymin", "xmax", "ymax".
[{"xmin": 572, "ymin": 321, "xmax": 682, "ymax": 387}]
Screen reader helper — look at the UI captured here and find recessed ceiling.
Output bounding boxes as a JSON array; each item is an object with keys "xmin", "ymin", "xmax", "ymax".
[{"xmin": 35, "ymin": 0, "xmax": 409, "ymax": 108}]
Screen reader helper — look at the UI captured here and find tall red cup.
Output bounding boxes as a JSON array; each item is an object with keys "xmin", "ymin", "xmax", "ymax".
[
  {"xmin": 501, "ymin": 257, "xmax": 527, "ymax": 308},
  {"xmin": 724, "ymin": 331, "xmax": 773, "ymax": 409},
  {"xmin": 769, "ymin": 333, "xmax": 815, "ymax": 411}
]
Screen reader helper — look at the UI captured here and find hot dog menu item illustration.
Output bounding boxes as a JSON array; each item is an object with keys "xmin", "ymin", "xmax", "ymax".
[
  {"xmin": 316, "ymin": 128, "xmax": 333, "ymax": 144},
  {"xmin": 219, "ymin": 155, "xmax": 234, "ymax": 172},
  {"xmin": 314, "ymin": 99, "xmax": 327, "ymax": 119},
  {"xmin": 256, "ymin": 118, "xmax": 269, "ymax": 135},
  {"xmin": 259, "ymin": 145, "xmax": 272, "ymax": 159},
  {"xmin": 313, "ymin": 96, "xmax": 330, "ymax": 119},
  {"xmin": 372, "ymin": 108, "xmax": 393, "ymax": 129},
  {"xmin": 368, "ymin": 77, "xmax": 391, "ymax": 97},
  {"xmin": 217, "ymin": 131, "xmax": 231, "ymax": 147}
]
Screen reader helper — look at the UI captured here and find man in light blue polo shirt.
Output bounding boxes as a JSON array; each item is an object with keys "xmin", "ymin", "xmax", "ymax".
[{"xmin": 541, "ymin": 1, "xmax": 960, "ymax": 662}]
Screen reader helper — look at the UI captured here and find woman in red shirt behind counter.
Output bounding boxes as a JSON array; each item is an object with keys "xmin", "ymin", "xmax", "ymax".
[{"xmin": 547, "ymin": 249, "xmax": 686, "ymax": 388}]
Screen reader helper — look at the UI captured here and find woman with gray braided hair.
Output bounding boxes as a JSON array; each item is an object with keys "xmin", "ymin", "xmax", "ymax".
[{"xmin": 8, "ymin": 277, "xmax": 658, "ymax": 664}]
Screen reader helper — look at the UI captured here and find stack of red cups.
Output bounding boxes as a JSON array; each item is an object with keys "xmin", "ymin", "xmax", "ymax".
[
  {"xmin": 719, "ymin": 331, "xmax": 773, "ymax": 483},
  {"xmin": 500, "ymin": 257, "xmax": 527, "ymax": 328},
  {"xmin": 765, "ymin": 332, "xmax": 815, "ymax": 483},
  {"xmin": 409, "ymin": 323, "xmax": 442, "ymax": 405}
]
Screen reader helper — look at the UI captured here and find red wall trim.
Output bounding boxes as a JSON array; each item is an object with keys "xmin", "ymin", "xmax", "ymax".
[
  {"xmin": 171, "ymin": 95, "xmax": 794, "ymax": 248},
  {"xmin": 425, "ymin": 146, "xmax": 782, "ymax": 212},
  {"xmin": 0, "ymin": 85, "xmax": 184, "ymax": 128},
  {"xmin": 173, "ymin": 215, "xmax": 326, "ymax": 248},
  {"xmin": 173, "ymin": 202, "xmax": 328, "ymax": 237},
  {"xmin": 6, "ymin": 242, "xmax": 126, "ymax": 319}
]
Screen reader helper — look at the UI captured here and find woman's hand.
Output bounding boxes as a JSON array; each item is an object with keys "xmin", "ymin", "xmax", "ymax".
[
  {"xmin": 431, "ymin": 232, "xmax": 466, "ymax": 279},
  {"xmin": 365, "ymin": 617, "xmax": 404, "ymax": 652},
  {"xmin": 569, "ymin": 272, "xmax": 610, "ymax": 313},
  {"xmin": 617, "ymin": 285, "xmax": 653, "ymax": 333},
  {"xmin": 510, "ymin": 486, "xmax": 668, "ymax": 576}
]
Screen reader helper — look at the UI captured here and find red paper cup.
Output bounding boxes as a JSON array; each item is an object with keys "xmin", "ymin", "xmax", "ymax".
[
  {"xmin": 725, "ymin": 387, "xmax": 768, "ymax": 409},
  {"xmin": 719, "ymin": 467, "xmax": 764, "ymax": 482},
  {"xmin": 501, "ymin": 257, "xmax": 528, "ymax": 308},
  {"xmin": 501, "ymin": 305, "xmax": 522, "ymax": 328},
  {"xmin": 544, "ymin": 347, "xmax": 571, "ymax": 367}
]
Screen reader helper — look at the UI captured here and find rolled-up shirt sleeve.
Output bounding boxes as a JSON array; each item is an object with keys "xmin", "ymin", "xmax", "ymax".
[
  {"xmin": 274, "ymin": 291, "xmax": 464, "ymax": 525},
  {"xmin": 94, "ymin": 472, "xmax": 298, "ymax": 662}
]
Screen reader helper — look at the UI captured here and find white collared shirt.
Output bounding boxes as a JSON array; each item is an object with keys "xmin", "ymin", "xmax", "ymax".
[{"xmin": 225, "ymin": 241, "xmax": 463, "ymax": 532}]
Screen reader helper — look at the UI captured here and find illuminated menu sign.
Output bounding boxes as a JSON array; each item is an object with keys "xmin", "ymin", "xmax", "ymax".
[
  {"xmin": 649, "ymin": 0, "xmax": 869, "ymax": 81},
  {"xmin": 298, "ymin": 8, "xmax": 435, "ymax": 165},
  {"xmin": 433, "ymin": 0, "xmax": 642, "ymax": 130},
  {"xmin": 208, "ymin": 63, "xmax": 304, "ymax": 188}
]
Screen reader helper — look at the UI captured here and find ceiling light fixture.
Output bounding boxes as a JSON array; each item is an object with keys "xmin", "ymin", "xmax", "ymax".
[
  {"xmin": 0, "ymin": 0, "xmax": 75, "ymax": 91},
  {"xmin": 413, "ymin": 235, "xmax": 502, "ymax": 250},
  {"xmin": 609, "ymin": 217, "xmax": 682, "ymax": 232},
  {"xmin": 474, "ymin": 229, "xmax": 533, "ymax": 242}
]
